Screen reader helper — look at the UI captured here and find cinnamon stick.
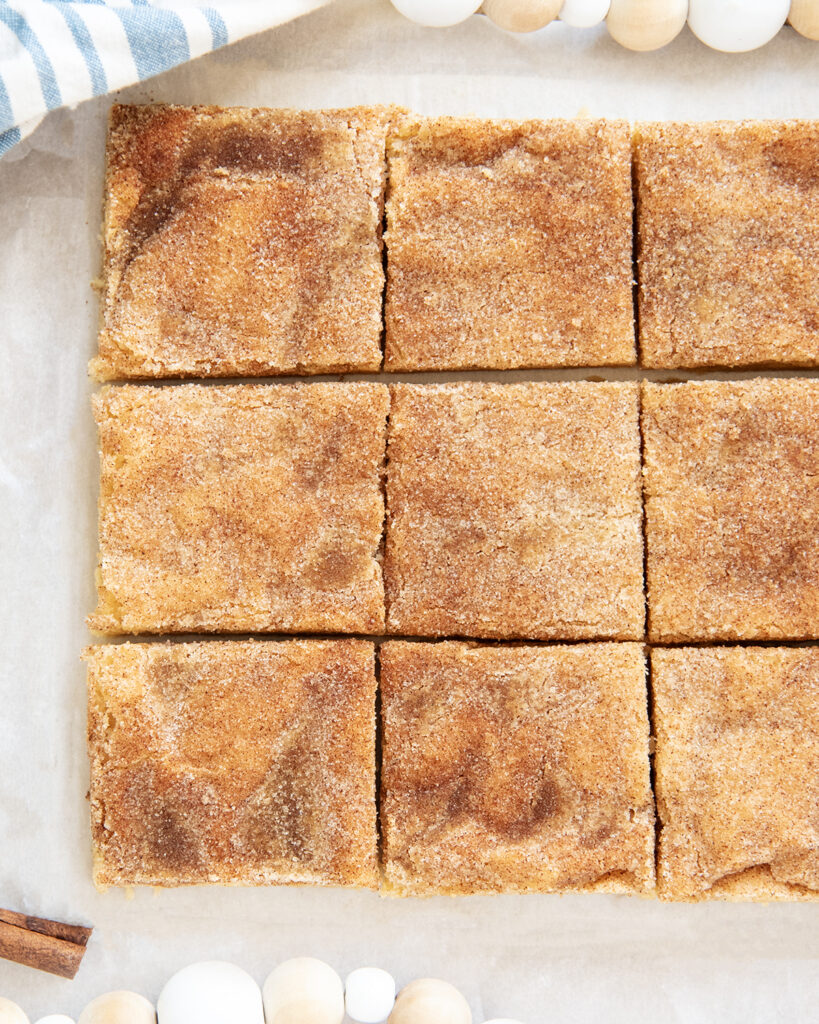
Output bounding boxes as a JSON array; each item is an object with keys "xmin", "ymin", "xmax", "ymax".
[
  {"xmin": 0, "ymin": 909, "xmax": 92, "ymax": 979},
  {"xmin": 0, "ymin": 908, "xmax": 92, "ymax": 947}
]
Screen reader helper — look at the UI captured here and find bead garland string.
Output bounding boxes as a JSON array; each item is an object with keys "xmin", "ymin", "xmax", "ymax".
[
  {"xmin": 0, "ymin": 959, "xmax": 524, "ymax": 1024},
  {"xmin": 390, "ymin": 0, "xmax": 819, "ymax": 49}
]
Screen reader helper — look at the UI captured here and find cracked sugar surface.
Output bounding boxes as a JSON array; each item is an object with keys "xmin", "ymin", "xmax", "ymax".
[
  {"xmin": 652, "ymin": 646, "xmax": 819, "ymax": 901},
  {"xmin": 642, "ymin": 379, "xmax": 819, "ymax": 642},
  {"xmin": 380, "ymin": 640, "xmax": 654, "ymax": 896},
  {"xmin": 94, "ymin": 104, "xmax": 399, "ymax": 379},
  {"xmin": 84, "ymin": 638, "xmax": 379, "ymax": 888},
  {"xmin": 90, "ymin": 382, "xmax": 389, "ymax": 635},
  {"xmin": 384, "ymin": 381, "xmax": 645, "ymax": 640},
  {"xmin": 385, "ymin": 116, "xmax": 635, "ymax": 371},
  {"xmin": 635, "ymin": 120, "xmax": 819, "ymax": 369}
]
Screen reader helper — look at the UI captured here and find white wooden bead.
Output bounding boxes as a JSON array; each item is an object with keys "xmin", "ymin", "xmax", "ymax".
[
  {"xmin": 388, "ymin": 979, "xmax": 471, "ymax": 1024},
  {"xmin": 790, "ymin": 0, "xmax": 819, "ymax": 39},
  {"xmin": 688, "ymin": 0, "xmax": 790, "ymax": 51},
  {"xmin": 345, "ymin": 967, "xmax": 396, "ymax": 1023},
  {"xmin": 263, "ymin": 958, "xmax": 344, "ymax": 1024},
  {"xmin": 78, "ymin": 991, "xmax": 155, "ymax": 1024},
  {"xmin": 33, "ymin": 1018, "xmax": 75, "ymax": 1024},
  {"xmin": 390, "ymin": 0, "xmax": 483, "ymax": 27},
  {"xmin": 157, "ymin": 963, "xmax": 263, "ymax": 1024},
  {"xmin": 606, "ymin": 0, "xmax": 688, "ymax": 50},
  {"xmin": 560, "ymin": 0, "xmax": 611, "ymax": 27},
  {"xmin": 0, "ymin": 998, "xmax": 29, "ymax": 1024},
  {"xmin": 482, "ymin": 0, "xmax": 563, "ymax": 32}
]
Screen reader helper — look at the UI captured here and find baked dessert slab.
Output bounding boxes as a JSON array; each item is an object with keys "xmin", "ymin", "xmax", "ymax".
[
  {"xmin": 85, "ymin": 639, "xmax": 378, "ymax": 888},
  {"xmin": 89, "ymin": 382, "xmax": 388, "ymax": 635},
  {"xmin": 384, "ymin": 382, "xmax": 644, "ymax": 640},
  {"xmin": 380, "ymin": 641, "xmax": 654, "ymax": 896},
  {"xmin": 93, "ymin": 104, "xmax": 393, "ymax": 380},
  {"xmin": 384, "ymin": 117, "xmax": 635, "ymax": 370},
  {"xmin": 642, "ymin": 380, "xmax": 819, "ymax": 642},
  {"xmin": 652, "ymin": 646, "xmax": 819, "ymax": 902},
  {"xmin": 635, "ymin": 120, "xmax": 819, "ymax": 368}
]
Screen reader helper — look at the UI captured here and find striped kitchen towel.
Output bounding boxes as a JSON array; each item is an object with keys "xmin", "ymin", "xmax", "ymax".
[{"xmin": 0, "ymin": 0, "xmax": 335, "ymax": 157}]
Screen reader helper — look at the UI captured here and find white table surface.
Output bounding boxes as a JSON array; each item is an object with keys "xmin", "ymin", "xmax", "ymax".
[{"xmin": 1, "ymin": 1, "xmax": 818, "ymax": 1020}]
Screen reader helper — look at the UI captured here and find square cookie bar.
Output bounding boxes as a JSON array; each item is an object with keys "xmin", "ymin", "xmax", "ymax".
[
  {"xmin": 635, "ymin": 121, "xmax": 819, "ymax": 367},
  {"xmin": 380, "ymin": 641, "xmax": 654, "ymax": 895},
  {"xmin": 89, "ymin": 383, "xmax": 388, "ymax": 634},
  {"xmin": 653, "ymin": 647, "xmax": 819, "ymax": 901},
  {"xmin": 85, "ymin": 639, "xmax": 378, "ymax": 887},
  {"xmin": 93, "ymin": 104, "xmax": 392, "ymax": 379},
  {"xmin": 642, "ymin": 380, "xmax": 819, "ymax": 642},
  {"xmin": 384, "ymin": 117, "xmax": 635, "ymax": 370},
  {"xmin": 384, "ymin": 382, "xmax": 644, "ymax": 640}
]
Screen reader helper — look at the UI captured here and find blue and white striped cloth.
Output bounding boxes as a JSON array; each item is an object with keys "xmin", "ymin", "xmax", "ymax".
[{"xmin": 0, "ymin": 0, "xmax": 334, "ymax": 156}]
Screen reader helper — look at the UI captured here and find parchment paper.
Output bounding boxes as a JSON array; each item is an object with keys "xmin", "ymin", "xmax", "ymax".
[{"xmin": 1, "ymin": 1, "xmax": 818, "ymax": 1019}]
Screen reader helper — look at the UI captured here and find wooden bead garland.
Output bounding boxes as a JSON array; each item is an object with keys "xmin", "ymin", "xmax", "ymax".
[
  {"xmin": 4, "ymin": 957, "xmax": 531, "ymax": 1024},
  {"xmin": 390, "ymin": 0, "xmax": 819, "ymax": 50}
]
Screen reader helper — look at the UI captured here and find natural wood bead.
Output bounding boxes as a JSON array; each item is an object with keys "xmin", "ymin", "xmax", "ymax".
[
  {"xmin": 78, "ymin": 993, "xmax": 155, "ymax": 1024},
  {"xmin": 606, "ymin": 0, "xmax": 688, "ymax": 50},
  {"xmin": 0, "ymin": 998, "xmax": 29, "ymax": 1024},
  {"xmin": 389, "ymin": 980, "xmax": 471, "ymax": 1024},
  {"xmin": 482, "ymin": 0, "xmax": 563, "ymax": 32},
  {"xmin": 263, "ymin": 959, "xmax": 344, "ymax": 1024},
  {"xmin": 790, "ymin": 0, "xmax": 819, "ymax": 39}
]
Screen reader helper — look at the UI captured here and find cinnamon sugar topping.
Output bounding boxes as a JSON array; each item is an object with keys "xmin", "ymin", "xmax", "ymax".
[{"xmin": 85, "ymin": 639, "xmax": 378, "ymax": 888}]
